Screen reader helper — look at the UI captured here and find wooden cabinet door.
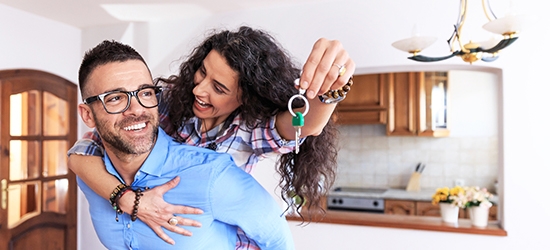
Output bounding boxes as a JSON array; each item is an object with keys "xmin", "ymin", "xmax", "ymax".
[
  {"xmin": 384, "ymin": 199, "xmax": 415, "ymax": 215},
  {"xmin": 387, "ymin": 72, "xmax": 450, "ymax": 137},
  {"xmin": 489, "ymin": 205, "xmax": 498, "ymax": 221},
  {"xmin": 335, "ymin": 74, "xmax": 388, "ymax": 124},
  {"xmin": 415, "ymin": 201, "xmax": 440, "ymax": 217},
  {"xmin": 386, "ymin": 72, "xmax": 420, "ymax": 136},
  {"xmin": 417, "ymin": 72, "xmax": 450, "ymax": 137}
]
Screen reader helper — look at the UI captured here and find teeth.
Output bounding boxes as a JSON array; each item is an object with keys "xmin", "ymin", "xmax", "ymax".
[
  {"xmin": 196, "ymin": 98, "xmax": 208, "ymax": 106},
  {"xmin": 124, "ymin": 123, "xmax": 146, "ymax": 131}
]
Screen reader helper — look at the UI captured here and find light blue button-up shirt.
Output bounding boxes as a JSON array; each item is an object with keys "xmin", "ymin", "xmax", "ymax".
[{"xmin": 77, "ymin": 129, "xmax": 294, "ymax": 250}]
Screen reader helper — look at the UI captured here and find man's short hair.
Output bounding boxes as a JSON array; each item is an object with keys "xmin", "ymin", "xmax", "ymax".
[{"xmin": 78, "ymin": 40, "xmax": 150, "ymax": 97}]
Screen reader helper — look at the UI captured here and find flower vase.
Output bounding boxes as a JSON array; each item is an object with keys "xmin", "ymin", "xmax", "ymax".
[
  {"xmin": 468, "ymin": 206, "xmax": 489, "ymax": 227},
  {"xmin": 439, "ymin": 203, "xmax": 459, "ymax": 224}
]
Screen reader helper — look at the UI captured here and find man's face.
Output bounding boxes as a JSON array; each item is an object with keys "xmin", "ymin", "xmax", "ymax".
[{"xmin": 79, "ymin": 60, "xmax": 159, "ymax": 156}]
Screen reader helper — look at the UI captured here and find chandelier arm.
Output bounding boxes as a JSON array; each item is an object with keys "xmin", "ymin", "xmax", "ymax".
[
  {"xmin": 482, "ymin": 0, "xmax": 498, "ymax": 21},
  {"xmin": 481, "ymin": 55, "xmax": 499, "ymax": 62},
  {"xmin": 455, "ymin": 0, "xmax": 468, "ymax": 53},
  {"xmin": 408, "ymin": 51, "xmax": 460, "ymax": 62},
  {"xmin": 479, "ymin": 37, "xmax": 519, "ymax": 53},
  {"xmin": 446, "ymin": 25, "xmax": 459, "ymax": 52}
]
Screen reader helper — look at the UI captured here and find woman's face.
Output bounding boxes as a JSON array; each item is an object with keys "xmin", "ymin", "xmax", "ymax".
[{"xmin": 192, "ymin": 50, "xmax": 241, "ymax": 128}]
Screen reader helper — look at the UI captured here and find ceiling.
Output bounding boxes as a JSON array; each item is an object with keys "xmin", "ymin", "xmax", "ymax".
[{"xmin": 0, "ymin": 0, "xmax": 319, "ymax": 28}]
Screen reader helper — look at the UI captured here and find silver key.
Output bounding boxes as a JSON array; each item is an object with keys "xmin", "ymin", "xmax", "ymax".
[
  {"xmin": 292, "ymin": 112, "xmax": 304, "ymax": 154},
  {"xmin": 294, "ymin": 127, "xmax": 301, "ymax": 154}
]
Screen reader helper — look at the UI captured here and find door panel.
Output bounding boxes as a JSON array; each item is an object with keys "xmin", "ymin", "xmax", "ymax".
[{"xmin": 0, "ymin": 69, "xmax": 77, "ymax": 250}]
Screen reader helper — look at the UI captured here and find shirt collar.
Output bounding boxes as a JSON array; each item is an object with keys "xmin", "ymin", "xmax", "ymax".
[{"xmin": 103, "ymin": 129, "xmax": 169, "ymax": 183}]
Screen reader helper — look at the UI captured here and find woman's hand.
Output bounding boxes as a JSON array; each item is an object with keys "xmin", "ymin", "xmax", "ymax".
[
  {"xmin": 118, "ymin": 176, "xmax": 203, "ymax": 245},
  {"xmin": 298, "ymin": 38, "xmax": 356, "ymax": 99}
]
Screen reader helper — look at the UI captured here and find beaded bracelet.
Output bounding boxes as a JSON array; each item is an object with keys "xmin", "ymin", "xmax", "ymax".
[
  {"xmin": 131, "ymin": 188, "xmax": 144, "ymax": 221},
  {"xmin": 109, "ymin": 183, "xmax": 129, "ymax": 211},
  {"xmin": 318, "ymin": 76, "xmax": 354, "ymax": 104},
  {"xmin": 111, "ymin": 184, "xmax": 148, "ymax": 222},
  {"xmin": 113, "ymin": 188, "xmax": 133, "ymax": 222}
]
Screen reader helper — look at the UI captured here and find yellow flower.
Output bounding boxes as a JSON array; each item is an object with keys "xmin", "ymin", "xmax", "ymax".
[
  {"xmin": 449, "ymin": 186, "xmax": 464, "ymax": 196},
  {"xmin": 431, "ymin": 186, "xmax": 465, "ymax": 205}
]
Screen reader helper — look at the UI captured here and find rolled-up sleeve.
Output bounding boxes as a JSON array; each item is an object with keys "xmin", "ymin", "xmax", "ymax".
[{"xmin": 67, "ymin": 130, "xmax": 104, "ymax": 157}]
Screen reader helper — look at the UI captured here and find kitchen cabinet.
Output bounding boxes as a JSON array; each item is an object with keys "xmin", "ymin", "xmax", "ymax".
[
  {"xmin": 415, "ymin": 201, "xmax": 467, "ymax": 218},
  {"xmin": 334, "ymin": 74, "xmax": 388, "ymax": 124},
  {"xmin": 384, "ymin": 199, "xmax": 415, "ymax": 215},
  {"xmin": 387, "ymin": 200, "xmax": 497, "ymax": 221},
  {"xmin": 386, "ymin": 72, "xmax": 450, "ymax": 137},
  {"xmin": 415, "ymin": 201, "xmax": 441, "ymax": 217}
]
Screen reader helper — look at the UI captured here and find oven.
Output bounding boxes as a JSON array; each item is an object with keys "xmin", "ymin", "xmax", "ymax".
[{"xmin": 327, "ymin": 187, "xmax": 387, "ymax": 213}]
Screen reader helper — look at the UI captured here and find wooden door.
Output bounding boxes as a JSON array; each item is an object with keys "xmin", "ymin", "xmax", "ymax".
[{"xmin": 0, "ymin": 69, "xmax": 77, "ymax": 250}]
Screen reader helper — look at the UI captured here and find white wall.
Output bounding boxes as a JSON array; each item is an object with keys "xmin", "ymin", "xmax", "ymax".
[
  {"xmin": 0, "ymin": 4, "xmax": 80, "ymax": 81},
  {"xmin": 2, "ymin": 0, "xmax": 550, "ymax": 249}
]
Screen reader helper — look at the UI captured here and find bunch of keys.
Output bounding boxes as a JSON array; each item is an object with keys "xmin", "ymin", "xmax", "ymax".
[{"xmin": 288, "ymin": 80, "xmax": 310, "ymax": 154}]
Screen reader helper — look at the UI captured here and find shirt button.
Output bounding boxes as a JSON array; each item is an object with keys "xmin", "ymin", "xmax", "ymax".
[{"xmin": 127, "ymin": 223, "xmax": 131, "ymax": 228}]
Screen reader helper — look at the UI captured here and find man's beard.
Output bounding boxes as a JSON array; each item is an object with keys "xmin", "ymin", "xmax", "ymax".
[{"xmin": 93, "ymin": 112, "xmax": 158, "ymax": 156}]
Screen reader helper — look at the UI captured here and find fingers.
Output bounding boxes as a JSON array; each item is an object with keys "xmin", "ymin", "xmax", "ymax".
[
  {"xmin": 175, "ymin": 205, "xmax": 204, "ymax": 215},
  {"xmin": 163, "ymin": 216, "xmax": 195, "ymax": 236},
  {"xmin": 167, "ymin": 216, "xmax": 202, "ymax": 227},
  {"xmin": 126, "ymin": 179, "xmax": 204, "ymax": 245},
  {"xmin": 150, "ymin": 226, "xmax": 176, "ymax": 245},
  {"xmin": 299, "ymin": 38, "xmax": 356, "ymax": 99},
  {"xmin": 146, "ymin": 218, "xmax": 195, "ymax": 245},
  {"xmin": 156, "ymin": 176, "xmax": 181, "ymax": 195}
]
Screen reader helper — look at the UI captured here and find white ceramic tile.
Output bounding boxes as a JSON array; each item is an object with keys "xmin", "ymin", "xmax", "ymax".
[{"xmin": 335, "ymin": 125, "xmax": 498, "ymax": 190}]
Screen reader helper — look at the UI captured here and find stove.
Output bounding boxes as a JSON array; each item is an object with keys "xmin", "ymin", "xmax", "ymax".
[{"xmin": 327, "ymin": 187, "xmax": 387, "ymax": 213}]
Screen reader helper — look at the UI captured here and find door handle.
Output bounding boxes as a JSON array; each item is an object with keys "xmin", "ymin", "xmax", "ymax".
[{"xmin": 1, "ymin": 179, "xmax": 6, "ymax": 210}]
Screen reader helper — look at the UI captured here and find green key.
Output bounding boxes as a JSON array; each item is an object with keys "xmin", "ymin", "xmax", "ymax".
[
  {"xmin": 292, "ymin": 112, "xmax": 304, "ymax": 154},
  {"xmin": 292, "ymin": 112, "xmax": 304, "ymax": 127}
]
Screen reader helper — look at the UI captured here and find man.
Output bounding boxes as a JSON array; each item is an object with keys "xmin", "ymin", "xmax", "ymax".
[{"xmin": 76, "ymin": 40, "xmax": 294, "ymax": 249}]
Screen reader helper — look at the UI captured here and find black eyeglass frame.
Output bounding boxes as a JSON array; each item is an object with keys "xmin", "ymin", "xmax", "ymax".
[{"xmin": 83, "ymin": 86, "xmax": 163, "ymax": 114}]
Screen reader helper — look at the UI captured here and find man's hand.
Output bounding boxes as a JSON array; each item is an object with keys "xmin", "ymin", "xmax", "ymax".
[{"xmin": 119, "ymin": 176, "xmax": 203, "ymax": 245}]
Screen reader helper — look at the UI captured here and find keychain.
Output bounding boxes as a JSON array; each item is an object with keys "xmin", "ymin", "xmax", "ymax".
[{"xmin": 288, "ymin": 80, "xmax": 310, "ymax": 154}]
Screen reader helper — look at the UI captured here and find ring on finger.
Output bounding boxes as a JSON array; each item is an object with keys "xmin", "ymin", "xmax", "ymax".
[
  {"xmin": 333, "ymin": 63, "xmax": 347, "ymax": 77},
  {"xmin": 168, "ymin": 216, "xmax": 178, "ymax": 226}
]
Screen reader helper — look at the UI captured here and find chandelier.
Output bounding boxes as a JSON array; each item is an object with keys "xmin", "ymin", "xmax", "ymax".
[{"xmin": 391, "ymin": 0, "xmax": 526, "ymax": 63}]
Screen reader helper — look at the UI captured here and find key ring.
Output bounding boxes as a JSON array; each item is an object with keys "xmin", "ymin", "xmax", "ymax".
[{"xmin": 288, "ymin": 88, "xmax": 309, "ymax": 117}]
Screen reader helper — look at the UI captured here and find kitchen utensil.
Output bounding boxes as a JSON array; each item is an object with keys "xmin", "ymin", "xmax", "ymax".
[{"xmin": 406, "ymin": 163, "xmax": 423, "ymax": 192}]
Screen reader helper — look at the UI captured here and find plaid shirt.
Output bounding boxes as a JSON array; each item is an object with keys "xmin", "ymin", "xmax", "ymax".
[
  {"xmin": 69, "ymin": 98, "xmax": 299, "ymax": 249},
  {"xmin": 70, "ymin": 99, "xmax": 298, "ymax": 173}
]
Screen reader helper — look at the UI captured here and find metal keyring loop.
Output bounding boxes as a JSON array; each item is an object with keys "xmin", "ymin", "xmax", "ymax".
[{"xmin": 287, "ymin": 94, "xmax": 310, "ymax": 117}]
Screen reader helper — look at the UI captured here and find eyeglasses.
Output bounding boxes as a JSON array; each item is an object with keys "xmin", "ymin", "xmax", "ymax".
[{"xmin": 84, "ymin": 86, "xmax": 163, "ymax": 114}]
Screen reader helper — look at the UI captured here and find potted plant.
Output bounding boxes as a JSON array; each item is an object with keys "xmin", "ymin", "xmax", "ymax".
[
  {"xmin": 432, "ymin": 186, "xmax": 465, "ymax": 223},
  {"xmin": 462, "ymin": 186, "xmax": 493, "ymax": 227}
]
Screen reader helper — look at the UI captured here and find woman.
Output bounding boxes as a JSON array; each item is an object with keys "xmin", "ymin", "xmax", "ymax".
[{"xmin": 69, "ymin": 26, "xmax": 355, "ymax": 248}]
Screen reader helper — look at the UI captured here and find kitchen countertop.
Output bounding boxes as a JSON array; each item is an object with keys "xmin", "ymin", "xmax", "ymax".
[
  {"xmin": 286, "ymin": 210, "xmax": 507, "ymax": 237},
  {"xmin": 328, "ymin": 188, "xmax": 499, "ymax": 204},
  {"xmin": 287, "ymin": 189, "xmax": 506, "ymax": 237}
]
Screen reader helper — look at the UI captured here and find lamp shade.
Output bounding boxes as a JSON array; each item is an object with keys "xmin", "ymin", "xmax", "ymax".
[
  {"xmin": 391, "ymin": 36, "xmax": 437, "ymax": 53},
  {"xmin": 482, "ymin": 14, "xmax": 528, "ymax": 36}
]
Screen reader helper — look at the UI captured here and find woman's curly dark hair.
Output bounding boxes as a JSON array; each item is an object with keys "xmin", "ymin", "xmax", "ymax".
[{"xmin": 158, "ymin": 26, "xmax": 338, "ymax": 219}]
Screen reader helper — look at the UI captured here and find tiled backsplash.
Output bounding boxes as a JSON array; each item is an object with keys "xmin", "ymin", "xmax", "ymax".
[{"xmin": 334, "ymin": 124, "xmax": 499, "ymax": 193}]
